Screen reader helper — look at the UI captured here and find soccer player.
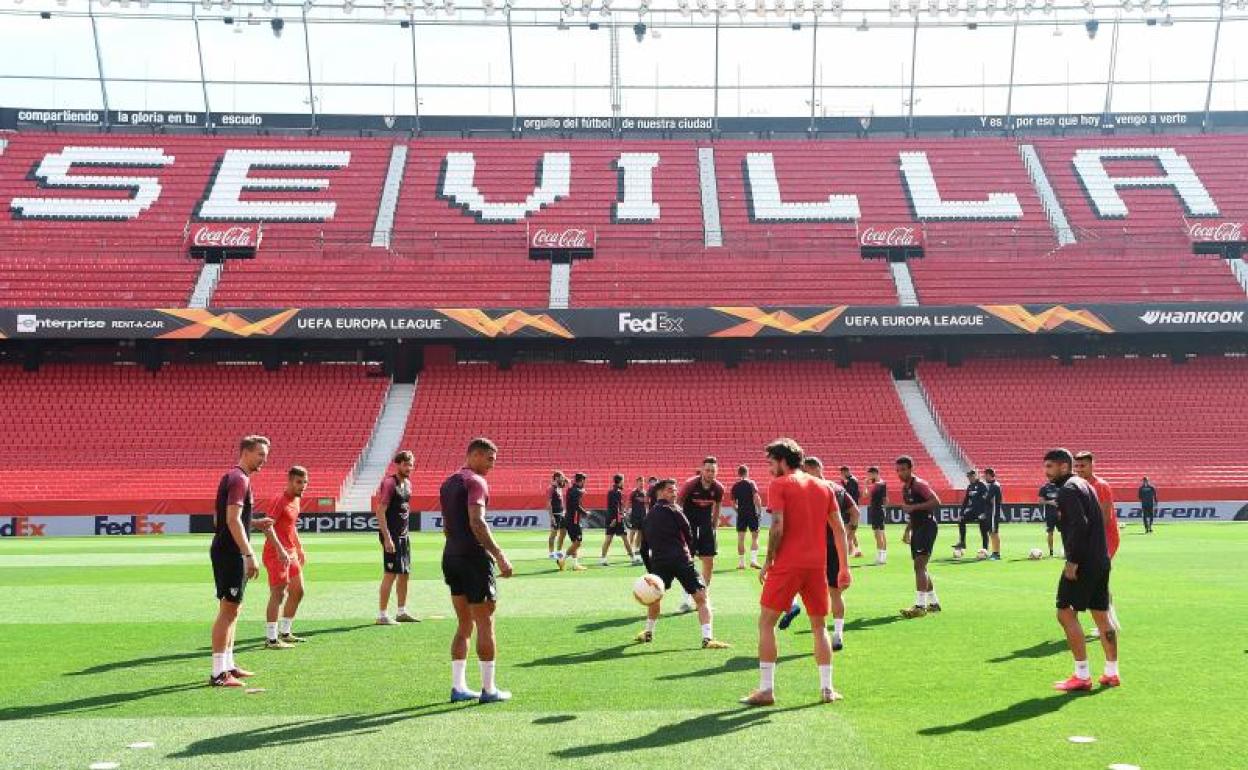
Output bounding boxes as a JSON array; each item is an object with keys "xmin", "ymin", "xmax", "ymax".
[
  {"xmin": 679, "ymin": 457, "xmax": 726, "ymax": 608},
  {"xmin": 740, "ymin": 438, "xmax": 849, "ymax": 707},
  {"xmin": 732, "ymin": 465, "xmax": 764, "ymax": 570},
  {"xmin": 443, "ymin": 437, "xmax": 515, "ymax": 703},
  {"xmin": 1138, "ymin": 476, "xmax": 1158, "ymax": 533},
  {"xmin": 558, "ymin": 473, "xmax": 589, "ymax": 571},
  {"xmin": 376, "ymin": 450, "xmax": 418, "ymax": 625},
  {"xmin": 1044, "ymin": 448, "xmax": 1119, "ymax": 691},
  {"xmin": 782, "ymin": 458, "xmax": 852, "ymax": 651},
  {"xmin": 634, "ymin": 478, "xmax": 730, "ymax": 650},
  {"xmin": 263, "ymin": 466, "xmax": 309, "ymax": 649},
  {"xmin": 600, "ymin": 474, "xmax": 638, "ymax": 566},
  {"xmin": 983, "ymin": 467, "xmax": 1004, "ymax": 560},
  {"xmin": 208, "ymin": 435, "xmax": 274, "ymax": 687},
  {"xmin": 957, "ymin": 469, "xmax": 988, "ymax": 551},
  {"xmin": 897, "ymin": 455, "xmax": 942, "ymax": 618},
  {"xmin": 1074, "ymin": 452, "xmax": 1121, "ymax": 637},
  {"xmin": 627, "ymin": 476, "xmax": 648, "ymax": 555},
  {"xmin": 866, "ymin": 466, "xmax": 889, "ymax": 564},
  {"xmin": 1039, "ymin": 480, "xmax": 1060, "ymax": 557},
  {"xmin": 547, "ymin": 471, "xmax": 568, "ymax": 560},
  {"xmin": 839, "ymin": 466, "xmax": 863, "ymax": 558}
]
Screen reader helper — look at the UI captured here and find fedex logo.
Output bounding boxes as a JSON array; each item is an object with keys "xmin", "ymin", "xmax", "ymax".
[
  {"xmin": 0, "ymin": 517, "xmax": 45, "ymax": 537},
  {"xmin": 618, "ymin": 312, "xmax": 685, "ymax": 335},
  {"xmin": 94, "ymin": 515, "xmax": 165, "ymax": 535}
]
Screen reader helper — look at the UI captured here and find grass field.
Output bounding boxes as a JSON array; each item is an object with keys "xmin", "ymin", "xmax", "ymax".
[{"xmin": 1, "ymin": 523, "xmax": 1244, "ymax": 770}]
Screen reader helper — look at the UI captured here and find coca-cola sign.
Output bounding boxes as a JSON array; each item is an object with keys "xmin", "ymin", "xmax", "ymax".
[
  {"xmin": 1187, "ymin": 220, "xmax": 1245, "ymax": 243},
  {"xmin": 190, "ymin": 224, "xmax": 262, "ymax": 250},
  {"xmin": 859, "ymin": 225, "xmax": 923, "ymax": 248},
  {"xmin": 529, "ymin": 226, "xmax": 595, "ymax": 250}
]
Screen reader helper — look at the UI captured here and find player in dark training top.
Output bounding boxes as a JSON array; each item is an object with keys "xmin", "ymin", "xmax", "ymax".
[
  {"xmin": 1138, "ymin": 476, "xmax": 1158, "ymax": 533},
  {"xmin": 547, "ymin": 471, "xmax": 568, "ymax": 561},
  {"xmin": 1044, "ymin": 448, "xmax": 1119, "ymax": 692},
  {"xmin": 627, "ymin": 476, "xmax": 649, "ymax": 554},
  {"xmin": 375, "ymin": 450, "xmax": 418, "ymax": 625},
  {"xmin": 732, "ymin": 465, "xmax": 764, "ymax": 570},
  {"xmin": 558, "ymin": 473, "xmax": 589, "ymax": 572},
  {"xmin": 208, "ymin": 435, "xmax": 274, "ymax": 687},
  {"xmin": 442, "ymin": 438, "xmax": 515, "ymax": 703},
  {"xmin": 896, "ymin": 456, "xmax": 943, "ymax": 618},
  {"xmin": 679, "ymin": 457, "xmax": 726, "ymax": 610},
  {"xmin": 600, "ymin": 474, "xmax": 639, "ymax": 566},
  {"xmin": 1039, "ymin": 480, "xmax": 1061, "ymax": 557},
  {"xmin": 865, "ymin": 467, "xmax": 889, "ymax": 565},
  {"xmin": 839, "ymin": 466, "xmax": 863, "ymax": 558},
  {"xmin": 957, "ymin": 469, "xmax": 989, "ymax": 552},
  {"xmin": 983, "ymin": 468, "xmax": 1004, "ymax": 560}
]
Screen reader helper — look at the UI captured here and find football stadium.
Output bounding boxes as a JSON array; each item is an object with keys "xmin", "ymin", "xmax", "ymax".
[{"xmin": 0, "ymin": 1, "xmax": 1246, "ymax": 768}]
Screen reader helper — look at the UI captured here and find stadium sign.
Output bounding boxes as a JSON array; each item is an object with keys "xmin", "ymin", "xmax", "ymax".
[
  {"xmin": 190, "ymin": 224, "xmax": 262, "ymax": 249},
  {"xmin": 0, "ymin": 515, "xmax": 188, "ymax": 537},
  {"xmin": 859, "ymin": 225, "xmax": 924, "ymax": 248},
  {"xmin": 1187, "ymin": 219, "xmax": 1246, "ymax": 243},
  {"xmin": 528, "ymin": 226, "xmax": 595, "ymax": 250}
]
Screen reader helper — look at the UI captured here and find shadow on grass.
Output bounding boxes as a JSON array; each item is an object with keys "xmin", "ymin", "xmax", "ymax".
[
  {"xmin": 987, "ymin": 639, "xmax": 1069, "ymax": 664},
  {"xmin": 519, "ymin": 643, "xmax": 679, "ymax": 668},
  {"xmin": 794, "ymin": 614, "xmax": 903, "ymax": 636},
  {"xmin": 168, "ymin": 703, "xmax": 463, "ymax": 757},
  {"xmin": 918, "ymin": 689, "xmax": 1106, "ymax": 735},
  {"xmin": 655, "ymin": 654, "xmax": 804, "ymax": 682},
  {"xmin": 534, "ymin": 715, "xmax": 577, "ymax": 725},
  {"xmin": 65, "ymin": 624, "xmax": 375, "ymax": 677},
  {"xmin": 576, "ymin": 617, "xmax": 644, "ymax": 634},
  {"xmin": 551, "ymin": 703, "xmax": 819, "ymax": 759},
  {"xmin": 0, "ymin": 682, "xmax": 202, "ymax": 721}
]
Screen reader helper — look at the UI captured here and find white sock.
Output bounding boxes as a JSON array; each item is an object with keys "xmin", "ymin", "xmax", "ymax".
[
  {"xmin": 701, "ymin": 622, "xmax": 713, "ymax": 639},
  {"xmin": 397, "ymin": 606, "xmax": 408, "ymax": 616},
  {"xmin": 645, "ymin": 618, "xmax": 657, "ymax": 633},
  {"xmin": 928, "ymin": 591, "xmax": 939, "ymax": 605},
  {"xmin": 750, "ymin": 548, "xmax": 759, "ymax": 562},
  {"xmin": 1075, "ymin": 660, "xmax": 1090, "ymax": 679},
  {"xmin": 1104, "ymin": 660, "xmax": 1119, "ymax": 677},
  {"xmin": 682, "ymin": 591, "xmax": 692, "ymax": 606},
  {"xmin": 480, "ymin": 661, "xmax": 496, "ymax": 694},
  {"xmin": 225, "ymin": 648, "xmax": 234, "ymax": 671},
  {"xmin": 738, "ymin": 556, "xmax": 746, "ymax": 566},
  {"xmin": 916, "ymin": 591, "xmax": 925, "ymax": 607},
  {"xmin": 818, "ymin": 663, "xmax": 832, "ymax": 690},
  {"xmin": 212, "ymin": 653, "xmax": 227, "ymax": 677},
  {"xmin": 833, "ymin": 618, "xmax": 844, "ymax": 637},
  {"xmin": 879, "ymin": 549, "xmax": 887, "ymax": 559},
  {"xmin": 759, "ymin": 661, "xmax": 776, "ymax": 691},
  {"xmin": 265, "ymin": 622, "xmax": 278, "ymax": 641},
  {"xmin": 378, "ymin": 610, "xmax": 390, "ymax": 620},
  {"xmin": 279, "ymin": 617, "xmax": 293, "ymax": 636},
  {"xmin": 451, "ymin": 659, "xmax": 468, "ymax": 691}
]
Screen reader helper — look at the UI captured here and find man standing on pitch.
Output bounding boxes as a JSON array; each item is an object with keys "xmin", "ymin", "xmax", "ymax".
[
  {"xmin": 1045, "ymin": 448, "xmax": 1119, "ymax": 691},
  {"xmin": 600, "ymin": 473, "xmax": 638, "ymax": 566},
  {"xmin": 558, "ymin": 473, "xmax": 589, "ymax": 571},
  {"xmin": 866, "ymin": 466, "xmax": 889, "ymax": 564},
  {"xmin": 627, "ymin": 476, "xmax": 648, "ymax": 555},
  {"xmin": 1040, "ymin": 480, "xmax": 1061, "ymax": 557},
  {"xmin": 679, "ymin": 457, "xmax": 725, "ymax": 609},
  {"xmin": 740, "ymin": 438, "xmax": 849, "ymax": 707},
  {"xmin": 839, "ymin": 466, "xmax": 863, "ymax": 558},
  {"xmin": 983, "ymin": 468, "xmax": 1004, "ymax": 560},
  {"xmin": 897, "ymin": 455, "xmax": 942, "ymax": 618},
  {"xmin": 376, "ymin": 450, "xmax": 418, "ymax": 625},
  {"xmin": 547, "ymin": 471, "xmax": 568, "ymax": 560},
  {"xmin": 1138, "ymin": 476, "xmax": 1158, "ymax": 533},
  {"xmin": 732, "ymin": 464, "xmax": 764, "ymax": 570},
  {"xmin": 209, "ymin": 435, "xmax": 274, "ymax": 687},
  {"xmin": 957, "ymin": 469, "xmax": 988, "ymax": 552},
  {"xmin": 1074, "ymin": 451, "xmax": 1121, "ymax": 637},
  {"xmin": 443, "ymin": 438, "xmax": 514, "ymax": 703},
  {"xmin": 263, "ymin": 466, "xmax": 309, "ymax": 649}
]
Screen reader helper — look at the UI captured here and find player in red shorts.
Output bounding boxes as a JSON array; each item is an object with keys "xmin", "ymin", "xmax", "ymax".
[
  {"xmin": 740, "ymin": 438, "xmax": 849, "ymax": 707},
  {"xmin": 263, "ymin": 466, "xmax": 309, "ymax": 650},
  {"xmin": 1074, "ymin": 451, "xmax": 1122, "ymax": 638}
]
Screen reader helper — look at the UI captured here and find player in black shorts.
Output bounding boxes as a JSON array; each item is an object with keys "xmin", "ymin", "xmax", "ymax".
[
  {"xmin": 600, "ymin": 474, "xmax": 639, "ymax": 566},
  {"xmin": 558, "ymin": 473, "xmax": 589, "ymax": 572},
  {"xmin": 957, "ymin": 469, "xmax": 988, "ymax": 552},
  {"xmin": 1039, "ymin": 480, "xmax": 1060, "ymax": 557},
  {"xmin": 208, "ymin": 435, "xmax": 274, "ymax": 687},
  {"xmin": 627, "ymin": 476, "xmax": 648, "ymax": 554},
  {"xmin": 731, "ymin": 465, "xmax": 764, "ymax": 570},
  {"xmin": 865, "ymin": 466, "xmax": 889, "ymax": 564},
  {"xmin": 546, "ymin": 471, "xmax": 568, "ymax": 561},
  {"xmin": 983, "ymin": 468, "xmax": 1004, "ymax": 560},
  {"xmin": 1044, "ymin": 448, "xmax": 1119, "ymax": 691},
  {"xmin": 897, "ymin": 455, "xmax": 942, "ymax": 618},
  {"xmin": 679, "ymin": 457, "xmax": 725, "ymax": 609},
  {"xmin": 442, "ymin": 438, "xmax": 515, "ymax": 703},
  {"xmin": 1137, "ymin": 476, "xmax": 1157, "ymax": 533},
  {"xmin": 839, "ymin": 466, "xmax": 863, "ymax": 558},
  {"xmin": 375, "ymin": 450, "xmax": 417, "ymax": 625},
  {"xmin": 634, "ymin": 479, "xmax": 729, "ymax": 649}
]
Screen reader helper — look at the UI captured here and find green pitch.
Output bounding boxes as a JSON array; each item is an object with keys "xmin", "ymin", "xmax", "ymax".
[{"xmin": 0, "ymin": 524, "xmax": 1243, "ymax": 770}]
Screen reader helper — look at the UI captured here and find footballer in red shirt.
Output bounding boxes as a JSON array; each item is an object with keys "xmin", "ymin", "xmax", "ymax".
[
  {"xmin": 1074, "ymin": 451, "xmax": 1122, "ymax": 637},
  {"xmin": 262, "ymin": 466, "xmax": 309, "ymax": 649}
]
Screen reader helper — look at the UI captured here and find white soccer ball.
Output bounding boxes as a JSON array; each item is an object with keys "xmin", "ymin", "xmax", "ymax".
[
  {"xmin": 952, "ymin": 548, "xmax": 964, "ymax": 560},
  {"xmin": 632, "ymin": 574, "xmax": 665, "ymax": 606},
  {"xmin": 976, "ymin": 548, "xmax": 989, "ymax": 561},
  {"xmin": 1028, "ymin": 547, "xmax": 1044, "ymax": 560}
]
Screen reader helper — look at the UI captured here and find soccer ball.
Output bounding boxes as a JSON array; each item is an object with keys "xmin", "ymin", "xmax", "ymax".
[
  {"xmin": 952, "ymin": 548, "xmax": 964, "ymax": 560},
  {"xmin": 976, "ymin": 548, "xmax": 989, "ymax": 561},
  {"xmin": 632, "ymin": 574, "xmax": 665, "ymax": 605},
  {"xmin": 1028, "ymin": 547, "xmax": 1045, "ymax": 560}
]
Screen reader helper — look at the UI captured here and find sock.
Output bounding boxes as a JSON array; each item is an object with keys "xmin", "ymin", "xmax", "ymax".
[
  {"xmin": 479, "ymin": 661, "xmax": 496, "ymax": 694},
  {"xmin": 397, "ymin": 606, "xmax": 408, "ymax": 616},
  {"xmin": 738, "ymin": 555, "xmax": 745, "ymax": 566},
  {"xmin": 265, "ymin": 622, "xmax": 278, "ymax": 641},
  {"xmin": 701, "ymin": 622, "xmax": 713, "ymax": 640},
  {"xmin": 928, "ymin": 591, "xmax": 939, "ymax": 605},
  {"xmin": 212, "ymin": 653, "xmax": 227, "ymax": 677},
  {"xmin": 645, "ymin": 618, "xmax": 657, "ymax": 633},
  {"xmin": 833, "ymin": 618, "xmax": 844, "ymax": 637},
  {"xmin": 378, "ymin": 610, "xmax": 390, "ymax": 620},
  {"xmin": 916, "ymin": 591, "xmax": 926, "ymax": 607},
  {"xmin": 759, "ymin": 661, "xmax": 776, "ymax": 691},
  {"xmin": 451, "ymin": 659, "xmax": 468, "ymax": 691},
  {"xmin": 1075, "ymin": 660, "xmax": 1090, "ymax": 679},
  {"xmin": 278, "ymin": 617, "xmax": 293, "ymax": 636},
  {"xmin": 1104, "ymin": 660, "xmax": 1119, "ymax": 677},
  {"xmin": 750, "ymin": 548, "xmax": 759, "ymax": 563},
  {"xmin": 682, "ymin": 591, "xmax": 692, "ymax": 606},
  {"xmin": 818, "ymin": 663, "xmax": 832, "ymax": 690},
  {"xmin": 225, "ymin": 648, "xmax": 234, "ymax": 671}
]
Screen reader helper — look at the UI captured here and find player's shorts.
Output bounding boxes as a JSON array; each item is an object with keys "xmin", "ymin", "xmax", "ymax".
[
  {"xmin": 1044, "ymin": 508, "xmax": 1059, "ymax": 532},
  {"xmin": 651, "ymin": 558, "xmax": 704, "ymax": 597},
  {"xmin": 442, "ymin": 553, "xmax": 497, "ymax": 604},
  {"xmin": 381, "ymin": 534, "xmax": 411, "ymax": 575},
  {"xmin": 910, "ymin": 521, "xmax": 938, "ymax": 558},
  {"xmin": 826, "ymin": 539, "xmax": 842, "ymax": 587},
  {"xmin": 605, "ymin": 519, "xmax": 627, "ymax": 536},
  {"xmin": 868, "ymin": 508, "xmax": 886, "ymax": 531},
  {"xmin": 262, "ymin": 545, "xmax": 303, "ymax": 587},
  {"xmin": 211, "ymin": 547, "xmax": 247, "ymax": 604},
  {"xmin": 689, "ymin": 514, "xmax": 717, "ymax": 557},
  {"xmin": 566, "ymin": 519, "xmax": 584, "ymax": 543},
  {"xmin": 550, "ymin": 513, "xmax": 566, "ymax": 530},
  {"xmin": 1056, "ymin": 564, "xmax": 1111, "ymax": 612},
  {"xmin": 761, "ymin": 565, "xmax": 830, "ymax": 618},
  {"xmin": 735, "ymin": 510, "xmax": 760, "ymax": 533},
  {"xmin": 981, "ymin": 511, "xmax": 1001, "ymax": 534},
  {"xmin": 628, "ymin": 512, "xmax": 646, "ymax": 529}
]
